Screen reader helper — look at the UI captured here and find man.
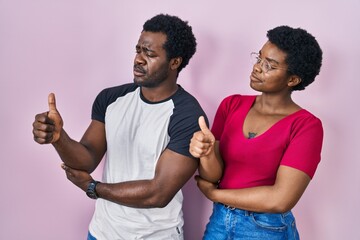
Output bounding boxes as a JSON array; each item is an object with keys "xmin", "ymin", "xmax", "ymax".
[{"xmin": 32, "ymin": 14, "xmax": 207, "ymax": 240}]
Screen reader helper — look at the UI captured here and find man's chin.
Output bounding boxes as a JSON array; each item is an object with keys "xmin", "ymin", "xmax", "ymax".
[
  {"xmin": 133, "ymin": 78, "xmax": 143, "ymax": 86},
  {"xmin": 133, "ymin": 79, "xmax": 158, "ymax": 88}
]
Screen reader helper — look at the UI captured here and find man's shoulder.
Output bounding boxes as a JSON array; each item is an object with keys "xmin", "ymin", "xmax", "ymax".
[
  {"xmin": 172, "ymin": 85, "xmax": 202, "ymax": 107},
  {"xmin": 95, "ymin": 83, "xmax": 139, "ymax": 102},
  {"xmin": 93, "ymin": 83, "xmax": 139, "ymax": 109},
  {"xmin": 100, "ymin": 83, "xmax": 138, "ymax": 95},
  {"xmin": 171, "ymin": 86, "xmax": 207, "ymax": 121}
]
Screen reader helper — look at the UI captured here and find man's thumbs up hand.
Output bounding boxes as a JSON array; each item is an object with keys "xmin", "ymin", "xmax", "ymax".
[{"xmin": 32, "ymin": 93, "xmax": 63, "ymax": 144}]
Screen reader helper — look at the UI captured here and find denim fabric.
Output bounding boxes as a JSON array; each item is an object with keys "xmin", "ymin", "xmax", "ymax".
[
  {"xmin": 203, "ymin": 202, "xmax": 299, "ymax": 240},
  {"xmin": 87, "ymin": 231, "xmax": 96, "ymax": 240}
]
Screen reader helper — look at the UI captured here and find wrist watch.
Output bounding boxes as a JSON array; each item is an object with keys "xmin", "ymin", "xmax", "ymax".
[{"xmin": 86, "ymin": 180, "xmax": 100, "ymax": 199}]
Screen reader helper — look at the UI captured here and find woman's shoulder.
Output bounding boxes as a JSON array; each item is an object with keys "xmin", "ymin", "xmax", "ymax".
[
  {"xmin": 217, "ymin": 94, "xmax": 257, "ymax": 114},
  {"xmin": 287, "ymin": 109, "xmax": 323, "ymax": 133},
  {"xmin": 221, "ymin": 94, "xmax": 257, "ymax": 104},
  {"xmin": 292, "ymin": 109, "xmax": 321, "ymax": 122}
]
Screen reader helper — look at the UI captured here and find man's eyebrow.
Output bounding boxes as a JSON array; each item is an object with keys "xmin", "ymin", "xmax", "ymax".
[
  {"xmin": 143, "ymin": 46, "xmax": 155, "ymax": 52},
  {"xmin": 136, "ymin": 44, "xmax": 156, "ymax": 53}
]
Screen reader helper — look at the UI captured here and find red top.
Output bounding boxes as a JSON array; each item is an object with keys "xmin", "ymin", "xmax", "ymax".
[{"xmin": 212, "ymin": 95, "xmax": 323, "ymax": 189}]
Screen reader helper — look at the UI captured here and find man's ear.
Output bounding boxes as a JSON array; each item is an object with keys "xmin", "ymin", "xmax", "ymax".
[
  {"xmin": 170, "ymin": 57, "xmax": 182, "ymax": 70},
  {"xmin": 288, "ymin": 75, "xmax": 302, "ymax": 87}
]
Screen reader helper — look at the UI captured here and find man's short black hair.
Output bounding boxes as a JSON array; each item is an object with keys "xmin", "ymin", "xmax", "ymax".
[
  {"xmin": 143, "ymin": 14, "xmax": 197, "ymax": 73},
  {"xmin": 267, "ymin": 26, "xmax": 323, "ymax": 91}
]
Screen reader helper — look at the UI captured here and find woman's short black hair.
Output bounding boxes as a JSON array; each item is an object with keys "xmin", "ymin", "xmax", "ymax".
[
  {"xmin": 143, "ymin": 14, "xmax": 197, "ymax": 73},
  {"xmin": 267, "ymin": 26, "xmax": 323, "ymax": 91}
]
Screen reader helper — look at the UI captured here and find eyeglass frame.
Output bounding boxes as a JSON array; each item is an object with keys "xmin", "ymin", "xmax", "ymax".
[{"xmin": 250, "ymin": 52, "xmax": 289, "ymax": 73}]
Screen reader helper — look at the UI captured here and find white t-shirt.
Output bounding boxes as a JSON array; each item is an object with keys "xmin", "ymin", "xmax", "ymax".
[{"xmin": 88, "ymin": 83, "xmax": 206, "ymax": 239}]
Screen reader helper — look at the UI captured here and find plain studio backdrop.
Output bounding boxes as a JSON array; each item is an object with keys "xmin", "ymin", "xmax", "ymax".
[{"xmin": 1, "ymin": 0, "xmax": 359, "ymax": 239}]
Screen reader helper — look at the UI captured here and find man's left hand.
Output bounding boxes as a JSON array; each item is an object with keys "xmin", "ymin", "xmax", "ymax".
[{"xmin": 61, "ymin": 164, "xmax": 93, "ymax": 191}]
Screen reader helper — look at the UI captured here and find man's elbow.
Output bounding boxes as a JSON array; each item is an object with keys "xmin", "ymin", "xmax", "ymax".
[{"xmin": 144, "ymin": 194, "xmax": 173, "ymax": 208}]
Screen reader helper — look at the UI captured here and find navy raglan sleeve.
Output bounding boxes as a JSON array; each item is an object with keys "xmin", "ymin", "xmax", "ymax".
[
  {"xmin": 167, "ymin": 92, "xmax": 208, "ymax": 159},
  {"xmin": 91, "ymin": 89, "xmax": 108, "ymax": 123}
]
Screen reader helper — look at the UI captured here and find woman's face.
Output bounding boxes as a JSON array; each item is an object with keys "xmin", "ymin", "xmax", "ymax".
[{"xmin": 250, "ymin": 41, "xmax": 293, "ymax": 94}]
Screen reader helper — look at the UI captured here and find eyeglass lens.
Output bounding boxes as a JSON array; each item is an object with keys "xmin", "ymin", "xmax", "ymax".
[{"xmin": 251, "ymin": 53, "xmax": 271, "ymax": 73}]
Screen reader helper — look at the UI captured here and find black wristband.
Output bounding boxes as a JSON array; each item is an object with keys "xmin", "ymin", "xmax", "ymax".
[{"xmin": 86, "ymin": 180, "xmax": 100, "ymax": 199}]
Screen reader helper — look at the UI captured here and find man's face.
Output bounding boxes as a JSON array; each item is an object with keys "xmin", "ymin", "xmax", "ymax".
[{"xmin": 133, "ymin": 31, "xmax": 170, "ymax": 88}]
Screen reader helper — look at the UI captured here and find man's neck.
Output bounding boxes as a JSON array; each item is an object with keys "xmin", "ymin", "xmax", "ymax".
[{"xmin": 141, "ymin": 84, "xmax": 179, "ymax": 102}]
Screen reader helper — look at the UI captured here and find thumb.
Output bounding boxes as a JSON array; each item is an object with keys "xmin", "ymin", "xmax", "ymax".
[
  {"xmin": 47, "ymin": 93, "xmax": 63, "ymax": 143},
  {"xmin": 48, "ymin": 93, "xmax": 57, "ymax": 112},
  {"xmin": 198, "ymin": 116, "xmax": 211, "ymax": 135}
]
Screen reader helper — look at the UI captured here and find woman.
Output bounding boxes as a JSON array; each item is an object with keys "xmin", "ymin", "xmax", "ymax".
[{"xmin": 190, "ymin": 26, "xmax": 323, "ymax": 239}]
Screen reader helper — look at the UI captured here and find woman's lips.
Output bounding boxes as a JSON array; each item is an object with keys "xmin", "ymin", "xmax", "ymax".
[{"xmin": 250, "ymin": 72, "xmax": 261, "ymax": 82}]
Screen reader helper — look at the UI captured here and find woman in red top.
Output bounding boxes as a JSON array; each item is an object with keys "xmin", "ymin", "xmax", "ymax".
[{"xmin": 190, "ymin": 26, "xmax": 323, "ymax": 240}]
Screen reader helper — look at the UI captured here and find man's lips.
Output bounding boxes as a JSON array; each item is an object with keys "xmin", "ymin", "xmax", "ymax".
[{"xmin": 133, "ymin": 65, "xmax": 146, "ymax": 76}]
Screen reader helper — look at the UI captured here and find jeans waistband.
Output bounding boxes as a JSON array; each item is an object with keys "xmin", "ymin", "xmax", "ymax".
[
  {"xmin": 218, "ymin": 203, "xmax": 252, "ymax": 216},
  {"xmin": 218, "ymin": 202, "xmax": 292, "ymax": 218}
]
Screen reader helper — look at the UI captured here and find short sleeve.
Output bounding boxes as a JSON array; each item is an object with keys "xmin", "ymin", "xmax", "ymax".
[
  {"xmin": 91, "ymin": 89, "xmax": 108, "ymax": 123},
  {"xmin": 211, "ymin": 98, "xmax": 229, "ymax": 140},
  {"xmin": 211, "ymin": 95, "xmax": 254, "ymax": 140},
  {"xmin": 167, "ymin": 90, "xmax": 208, "ymax": 159},
  {"xmin": 281, "ymin": 116, "xmax": 324, "ymax": 178}
]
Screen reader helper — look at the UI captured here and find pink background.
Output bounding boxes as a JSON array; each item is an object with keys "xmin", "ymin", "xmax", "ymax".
[{"xmin": 1, "ymin": 0, "xmax": 359, "ymax": 239}]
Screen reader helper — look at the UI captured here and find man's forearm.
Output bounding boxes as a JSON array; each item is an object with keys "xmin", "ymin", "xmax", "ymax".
[
  {"xmin": 52, "ymin": 129, "xmax": 98, "ymax": 172},
  {"xmin": 96, "ymin": 180, "xmax": 171, "ymax": 208}
]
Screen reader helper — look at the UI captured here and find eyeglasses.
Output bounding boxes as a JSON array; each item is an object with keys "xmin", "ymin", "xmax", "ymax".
[{"xmin": 250, "ymin": 52, "xmax": 288, "ymax": 73}]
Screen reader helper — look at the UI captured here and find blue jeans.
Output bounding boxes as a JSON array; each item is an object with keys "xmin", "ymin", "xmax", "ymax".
[
  {"xmin": 203, "ymin": 202, "xmax": 299, "ymax": 240},
  {"xmin": 87, "ymin": 231, "xmax": 96, "ymax": 240}
]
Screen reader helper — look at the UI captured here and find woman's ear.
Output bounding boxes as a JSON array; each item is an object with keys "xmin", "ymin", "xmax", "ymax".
[
  {"xmin": 170, "ymin": 57, "xmax": 182, "ymax": 70},
  {"xmin": 288, "ymin": 75, "xmax": 302, "ymax": 87}
]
